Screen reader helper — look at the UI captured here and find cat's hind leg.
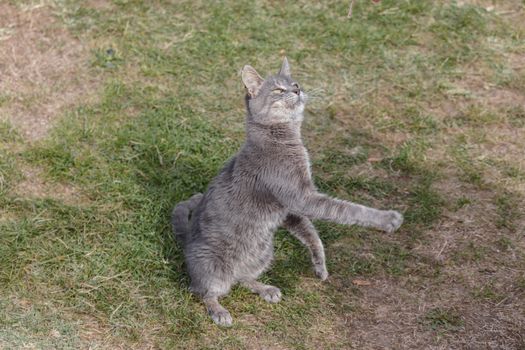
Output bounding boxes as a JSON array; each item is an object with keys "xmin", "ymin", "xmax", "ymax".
[
  {"xmin": 241, "ymin": 280, "xmax": 282, "ymax": 303},
  {"xmin": 203, "ymin": 296, "xmax": 232, "ymax": 326},
  {"xmin": 283, "ymin": 214, "xmax": 328, "ymax": 280},
  {"xmin": 189, "ymin": 263, "xmax": 235, "ymax": 326},
  {"xmin": 199, "ymin": 283, "xmax": 233, "ymax": 326}
]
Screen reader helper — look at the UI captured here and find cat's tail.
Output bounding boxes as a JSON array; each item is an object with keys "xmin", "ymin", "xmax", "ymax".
[{"xmin": 171, "ymin": 193, "xmax": 203, "ymax": 246}]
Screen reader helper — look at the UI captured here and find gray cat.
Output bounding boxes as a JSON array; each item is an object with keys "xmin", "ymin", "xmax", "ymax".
[{"xmin": 172, "ymin": 58, "xmax": 403, "ymax": 326}]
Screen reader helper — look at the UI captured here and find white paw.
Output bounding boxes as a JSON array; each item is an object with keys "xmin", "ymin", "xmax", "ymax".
[
  {"xmin": 261, "ymin": 287, "xmax": 282, "ymax": 303},
  {"xmin": 380, "ymin": 210, "xmax": 403, "ymax": 233},
  {"xmin": 210, "ymin": 310, "xmax": 233, "ymax": 327}
]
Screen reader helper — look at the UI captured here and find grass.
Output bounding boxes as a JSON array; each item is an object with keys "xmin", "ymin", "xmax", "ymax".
[
  {"xmin": 494, "ymin": 191, "xmax": 522, "ymax": 231},
  {"xmin": 1, "ymin": 0, "xmax": 525, "ymax": 349},
  {"xmin": 422, "ymin": 307, "xmax": 464, "ymax": 332}
]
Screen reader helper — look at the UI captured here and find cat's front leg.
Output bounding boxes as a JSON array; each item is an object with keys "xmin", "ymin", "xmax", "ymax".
[
  {"xmin": 372, "ymin": 209, "xmax": 403, "ymax": 233},
  {"xmin": 241, "ymin": 280, "xmax": 282, "ymax": 303},
  {"xmin": 282, "ymin": 214, "xmax": 328, "ymax": 280},
  {"xmin": 300, "ymin": 193, "xmax": 404, "ymax": 233}
]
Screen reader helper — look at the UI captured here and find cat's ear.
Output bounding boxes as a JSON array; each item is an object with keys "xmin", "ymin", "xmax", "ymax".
[
  {"xmin": 278, "ymin": 57, "xmax": 291, "ymax": 77},
  {"xmin": 241, "ymin": 65, "xmax": 264, "ymax": 97}
]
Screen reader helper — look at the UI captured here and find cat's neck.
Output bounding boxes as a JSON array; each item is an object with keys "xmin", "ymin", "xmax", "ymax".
[{"xmin": 246, "ymin": 120, "xmax": 303, "ymax": 145}]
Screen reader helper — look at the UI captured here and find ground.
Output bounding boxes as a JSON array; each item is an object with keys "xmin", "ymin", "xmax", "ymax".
[{"xmin": 0, "ymin": 0, "xmax": 524, "ymax": 349}]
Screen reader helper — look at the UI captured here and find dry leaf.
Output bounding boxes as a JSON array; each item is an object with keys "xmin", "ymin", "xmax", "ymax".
[
  {"xmin": 352, "ymin": 279, "xmax": 372, "ymax": 286},
  {"xmin": 368, "ymin": 157, "xmax": 382, "ymax": 163}
]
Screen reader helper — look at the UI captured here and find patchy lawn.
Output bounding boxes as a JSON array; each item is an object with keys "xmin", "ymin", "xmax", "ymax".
[{"xmin": 1, "ymin": 0, "xmax": 524, "ymax": 349}]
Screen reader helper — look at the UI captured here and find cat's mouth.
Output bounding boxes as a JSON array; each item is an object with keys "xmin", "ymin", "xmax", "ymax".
[
  {"xmin": 299, "ymin": 91, "xmax": 308, "ymax": 103},
  {"xmin": 291, "ymin": 94, "xmax": 306, "ymax": 120},
  {"xmin": 293, "ymin": 92, "xmax": 306, "ymax": 108}
]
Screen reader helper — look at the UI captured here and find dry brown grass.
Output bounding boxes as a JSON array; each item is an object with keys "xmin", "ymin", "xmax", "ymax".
[
  {"xmin": 0, "ymin": 2, "xmax": 98, "ymax": 141},
  {"xmin": 345, "ymin": 90, "xmax": 525, "ymax": 349},
  {"xmin": 12, "ymin": 164, "xmax": 84, "ymax": 204}
]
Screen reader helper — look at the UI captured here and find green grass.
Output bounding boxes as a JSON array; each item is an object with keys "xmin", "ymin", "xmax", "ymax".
[
  {"xmin": 1, "ymin": 0, "xmax": 525, "ymax": 348},
  {"xmin": 494, "ymin": 191, "xmax": 522, "ymax": 231},
  {"xmin": 0, "ymin": 122, "xmax": 21, "ymax": 197},
  {"xmin": 472, "ymin": 281, "xmax": 506, "ymax": 304},
  {"xmin": 451, "ymin": 137, "xmax": 486, "ymax": 187},
  {"xmin": 422, "ymin": 307, "xmax": 464, "ymax": 332}
]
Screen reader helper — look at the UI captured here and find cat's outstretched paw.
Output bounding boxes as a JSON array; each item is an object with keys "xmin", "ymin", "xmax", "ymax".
[
  {"xmin": 379, "ymin": 210, "xmax": 403, "ymax": 233},
  {"xmin": 209, "ymin": 309, "xmax": 233, "ymax": 327},
  {"xmin": 260, "ymin": 287, "xmax": 282, "ymax": 303},
  {"xmin": 314, "ymin": 264, "xmax": 329, "ymax": 281}
]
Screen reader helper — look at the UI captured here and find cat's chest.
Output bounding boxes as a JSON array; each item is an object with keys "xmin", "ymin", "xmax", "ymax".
[
  {"xmin": 282, "ymin": 150, "xmax": 313, "ymax": 188},
  {"xmin": 269, "ymin": 146, "xmax": 312, "ymax": 178},
  {"xmin": 232, "ymin": 223, "xmax": 277, "ymax": 279}
]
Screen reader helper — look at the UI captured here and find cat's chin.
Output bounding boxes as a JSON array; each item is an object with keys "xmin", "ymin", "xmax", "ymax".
[
  {"xmin": 299, "ymin": 91, "xmax": 308, "ymax": 102},
  {"xmin": 290, "ymin": 114, "xmax": 304, "ymax": 123},
  {"xmin": 292, "ymin": 104, "xmax": 305, "ymax": 121}
]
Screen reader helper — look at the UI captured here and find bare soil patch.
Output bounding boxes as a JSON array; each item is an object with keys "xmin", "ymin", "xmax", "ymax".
[
  {"xmin": 342, "ymin": 175, "xmax": 525, "ymax": 349},
  {"xmin": 457, "ymin": 0, "xmax": 525, "ymax": 14},
  {"xmin": 0, "ymin": 2, "xmax": 98, "ymax": 141},
  {"xmin": 339, "ymin": 242, "xmax": 524, "ymax": 349},
  {"xmin": 13, "ymin": 164, "xmax": 84, "ymax": 205}
]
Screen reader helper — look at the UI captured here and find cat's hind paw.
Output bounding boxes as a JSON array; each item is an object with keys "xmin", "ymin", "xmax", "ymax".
[
  {"xmin": 260, "ymin": 286, "xmax": 282, "ymax": 303},
  {"xmin": 209, "ymin": 309, "xmax": 233, "ymax": 327},
  {"xmin": 314, "ymin": 264, "xmax": 329, "ymax": 281}
]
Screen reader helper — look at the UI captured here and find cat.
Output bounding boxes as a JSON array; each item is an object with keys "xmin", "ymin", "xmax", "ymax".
[{"xmin": 172, "ymin": 58, "xmax": 403, "ymax": 326}]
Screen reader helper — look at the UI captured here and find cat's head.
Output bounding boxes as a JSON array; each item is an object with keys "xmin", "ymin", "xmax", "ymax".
[{"xmin": 241, "ymin": 58, "xmax": 306, "ymax": 124}]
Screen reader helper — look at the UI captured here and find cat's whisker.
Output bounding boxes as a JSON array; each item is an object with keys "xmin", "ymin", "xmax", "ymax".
[
  {"xmin": 304, "ymin": 93, "xmax": 327, "ymax": 102},
  {"xmin": 305, "ymin": 87, "xmax": 325, "ymax": 94},
  {"xmin": 304, "ymin": 88, "xmax": 327, "ymax": 100},
  {"xmin": 305, "ymin": 91, "xmax": 325, "ymax": 97},
  {"xmin": 306, "ymin": 87, "xmax": 325, "ymax": 92}
]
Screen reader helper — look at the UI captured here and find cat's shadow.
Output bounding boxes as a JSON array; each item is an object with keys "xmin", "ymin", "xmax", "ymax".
[{"xmin": 130, "ymin": 151, "xmax": 211, "ymax": 289}]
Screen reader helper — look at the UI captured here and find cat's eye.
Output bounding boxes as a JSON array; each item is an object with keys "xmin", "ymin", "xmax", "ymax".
[{"xmin": 273, "ymin": 88, "xmax": 285, "ymax": 93}]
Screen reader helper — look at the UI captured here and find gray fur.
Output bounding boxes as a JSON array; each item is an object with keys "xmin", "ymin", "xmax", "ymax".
[{"xmin": 172, "ymin": 58, "xmax": 403, "ymax": 326}]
